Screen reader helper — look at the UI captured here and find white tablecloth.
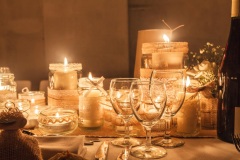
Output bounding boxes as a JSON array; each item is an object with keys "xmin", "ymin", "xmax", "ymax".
[{"xmin": 84, "ymin": 138, "xmax": 240, "ymax": 160}]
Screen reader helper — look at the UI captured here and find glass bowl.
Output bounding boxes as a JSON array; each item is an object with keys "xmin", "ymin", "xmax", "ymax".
[{"xmin": 38, "ymin": 108, "xmax": 78, "ymax": 135}]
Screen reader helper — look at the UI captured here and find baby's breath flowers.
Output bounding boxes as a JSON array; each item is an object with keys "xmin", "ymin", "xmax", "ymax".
[{"xmin": 186, "ymin": 42, "xmax": 225, "ymax": 97}]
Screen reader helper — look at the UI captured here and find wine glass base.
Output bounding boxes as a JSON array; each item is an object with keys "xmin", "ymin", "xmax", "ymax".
[
  {"xmin": 130, "ymin": 145, "xmax": 167, "ymax": 159},
  {"xmin": 152, "ymin": 137, "xmax": 185, "ymax": 148},
  {"xmin": 111, "ymin": 137, "xmax": 141, "ymax": 147}
]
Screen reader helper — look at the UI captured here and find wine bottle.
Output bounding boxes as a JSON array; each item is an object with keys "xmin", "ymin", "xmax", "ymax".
[{"xmin": 217, "ymin": 0, "xmax": 240, "ymax": 143}]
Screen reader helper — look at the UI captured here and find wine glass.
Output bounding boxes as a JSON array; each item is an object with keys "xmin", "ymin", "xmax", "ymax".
[
  {"xmin": 109, "ymin": 78, "xmax": 141, "ymax": 147},
  {"xmin": 151, "ymin": 69, "xmax": 186, "ymax": 148},
  {"xmin": 129, "ymin": 80, "xmax": 167, "ymax": 159}
]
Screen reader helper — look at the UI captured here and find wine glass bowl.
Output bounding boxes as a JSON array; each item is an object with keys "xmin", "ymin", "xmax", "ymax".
[
  {"xmin": 130, "ymin": 80, "xmax": 167, "ymax": 159},
  {"xmin": 109, "ymin": 78, "xmax": 141, "ymax": 147},
  {"xmin": 151, "ymin": 69, "xmax": 186, "ymax": 148}
]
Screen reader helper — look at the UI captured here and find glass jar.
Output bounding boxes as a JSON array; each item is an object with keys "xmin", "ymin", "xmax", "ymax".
[
  {"xmin": 0, "ymin": 67, "xmax": 17, "ymax": 108},
  {"xmin": 18, "ymin": 88, "xmax": 46, "ymax": 107},
  {"xmin": 173, "ymin": 80, "xmax": 201, "ymax": 137},
  {"xmin": 78, "ymin": 77, "xmax": 104, "ymax": 129},
  {"xmin": 38, "ymin": 108, "xmax": 78, "ymax": 135},
  {"xmin": 49, "ymin": 63, "xmax": 82, "ymax": 90}
]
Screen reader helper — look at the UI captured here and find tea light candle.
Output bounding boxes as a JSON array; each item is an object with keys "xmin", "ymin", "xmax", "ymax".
[
  {"xmin": 49, "ymin": 58, "xmax": 82, "ymax": 90},
  {"xmin": 24, "ymin": 105, "xmax": 50, "ymax": 129},
  {"xmin": 78, "ymin": 72, "xmax": 104, "ymax": 128},
  {"xmin": 38, "ymin": 108, "xmax": 78, "ymax": 135}
]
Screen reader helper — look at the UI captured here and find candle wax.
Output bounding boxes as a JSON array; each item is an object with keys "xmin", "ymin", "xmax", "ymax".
[
  {"xmin": 176, "ymin": 92, "xmax": 200, "ymax": 134},
  {"xmin": 54, "ymin": 70, "xmax": 78, "ymax": 90},
  {"xmin": 79, "ymin": 89, "xmax": 104, "ymax": 128}
]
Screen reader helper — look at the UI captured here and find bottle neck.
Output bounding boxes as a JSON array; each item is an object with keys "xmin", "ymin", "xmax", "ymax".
[{"xmin": 232, "ymin": 0, "xmax": 240, "ymax": 17}]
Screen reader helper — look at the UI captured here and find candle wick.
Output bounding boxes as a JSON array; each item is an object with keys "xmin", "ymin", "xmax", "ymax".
[
  {"xmin": 172, "ymin": 25, "xmax": 185, "ymax": 32},
  {"xmin": 162, "ymin": 19, "xmax": 184, "ymax": 32},
  {"xmin": 162, "ymin": 19, "xmax": 172, "ymax": 30}
]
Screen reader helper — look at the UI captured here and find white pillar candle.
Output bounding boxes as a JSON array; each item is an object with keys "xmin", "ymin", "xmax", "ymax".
[
  {"xmin": 177, "ymin": 92, "xmax": 200, "ymax": 134},
  {"xmin": 54, "ymin": 70, "xmax": 78, "ymax": 90},
  {"xmin": 49, "ymin": 57, "xmax": 82, "ymax": 90},
  {"xmin": 78, "ymin": 73, "xmax": 104, "ymax": 129},
  {"xmin": 176, "ymin": 78, "xmax": 201, "ymax": 136}
]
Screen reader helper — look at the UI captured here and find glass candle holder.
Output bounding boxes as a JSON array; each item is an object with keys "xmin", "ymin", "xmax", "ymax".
[
  {"xmin": 38, "ymin": 108, "xmax": 78, "ymax": 135},
  {"xmin": 0, "ymin": 67, "xmax": 17, "ymax": 108},
  {"xmin": 173, "ymin": 79, "xmax": 201, "ymax": 137},
  {"xmin": 49, "ymin": 63, "xmax": 82, "ymax": 90},
  {"xmin": 18, "ymin": 88, "xmax": 45, "ymax": 106},
  {"xmin": 78, "ymin": 76, "xmax": 105, "ymax": 129}
]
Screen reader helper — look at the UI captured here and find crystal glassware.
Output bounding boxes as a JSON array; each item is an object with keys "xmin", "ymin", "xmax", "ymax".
[
  {"xmin": 151, "ymin": 69, "xmax": 186, "ymax": 148},
  {"xmin": 109, "ymin": 78, "xmax": 141, "ymax": 147},
  {"xmin": 129, "ymin": 80, "xmax": 167, "ymax": 159}
]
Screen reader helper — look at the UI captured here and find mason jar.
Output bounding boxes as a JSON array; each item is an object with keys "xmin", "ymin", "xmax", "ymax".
[
  {"xmin": 78, "ymin": 76, "xmax": 104, "ymax": 129},
  {"xmin": 0, "ymin": 67, "xmax": 17, "ymax": 109},
  {"xmin": 173, "ymin": 79, "xmax": 201, "ymax": 137}
]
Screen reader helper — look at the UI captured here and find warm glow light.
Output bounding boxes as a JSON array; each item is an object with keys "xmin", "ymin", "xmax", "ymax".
[
  {"xmin": 64, "ymin": 57, "xmax": 68, "ymax": 66},
  {"xmin": 88, "ymin": 72, "xmax": 93, "ymax": 80},
  {"xmin": 56, "ymin": 112, "xmax": 60, "ymax": 118},
  {"xmin": 186, "ymin": 76, "xmax": 191, "ymax": 87},
  {"xmin": 31, "ymin": 98, "xmax": 35, "ymax": 104},
  {"xmin": 163, "ymin": 34, "xmax": 170, "ymax": 42},
  {"xmin": 18, "ymin": 102, "xmax": 23, "ymax": 111},
  {"xmin": 63, "ymin": 57, "xmax": 68, "ymax": 72},
  {"xmin": 0, "ymin": 82, "xmax": 4, "ymax": 90},
  {"xmin": 34, "ymin": 106, "xmax": 39, "ymax": 115}
]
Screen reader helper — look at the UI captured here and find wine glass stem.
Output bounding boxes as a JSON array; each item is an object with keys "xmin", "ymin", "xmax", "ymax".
[
  {"xmin": 123, "ymin": 120, "xmax": 130, "ymax": 144},
  {"xmin": 164, "ymin": 112, "xmax": 172, "ymax": 142},
  {"xmin": 145, "ymin": 127, "xmax": 152, "ymax": 149}
]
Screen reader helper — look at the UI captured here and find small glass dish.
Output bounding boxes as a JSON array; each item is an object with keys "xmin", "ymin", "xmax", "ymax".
[{"xmin": 38, "ymin": 108, "xmax": 78, "ymax": 135}]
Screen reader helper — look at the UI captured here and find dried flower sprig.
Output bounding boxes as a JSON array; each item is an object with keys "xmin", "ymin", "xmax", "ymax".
[
  {"xmin": 186, "ymin": 42, "xmax": 225, "ymax": 97},
  {"xmin": 187, "ymin": 42, "xmax": 224, "ymax": 70}
]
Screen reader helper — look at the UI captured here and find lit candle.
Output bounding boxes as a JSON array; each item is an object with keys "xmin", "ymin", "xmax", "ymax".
[
  {"xmin": 38, "ymin": 108, "xmax": 78, "ymax": 135},
  {"xmin": 176, "ymin": 77, "xmax": 200, "ymax": 135},
  {"xmin": 34, "ymin": 105, "xmax": 40, "ymax": 115},
  {"xmin": 78, "ymin": 72, "xmax": 104, "ymax": 128},
  {"xmin": 55, "ymin": 112, "xmax": 60, "ymax": 118},
  {"xmin": 0, "ymin": 82, "xmax": 5, "ymax": 90},
  {"xmin": 163, "ymin": 34, "xmax": 170, "ymax": 42},
  {"xmin": 151, "ymin": 34, "xmax": 185, "ymax": 69},
  {"xmin": 52, "ymin": 57, "xmax": 80, "ymax": 90}
]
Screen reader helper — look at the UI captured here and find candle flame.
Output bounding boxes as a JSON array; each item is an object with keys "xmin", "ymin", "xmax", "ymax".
[
  {"xmin": 56, "ymin": 112, "xmax": 60, "ymax": 118},
  {"xmin": 34, "ymin": 106, "xmax": 39, "ymax": 115},
  {"xmin": 163, "ymin": 34, "xmax": 170, "ymax": 42},
  {"xmin": 186, "ymin": 76, "xmax": 190, "ymax": 87},
  {"xmin": 64, "ymin": 57, "xmax": 68, "ymax": 66},
  {"xmin": 18, "ymin": 102, "xmax": 23, "ymax": 111},
  {"xmin": 31, "ymin": 98, "xmax": 35, "ymax": 104},
  {"xmin": 88, "ymin": 72, "xmax": 93, "ymax": 80}
]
